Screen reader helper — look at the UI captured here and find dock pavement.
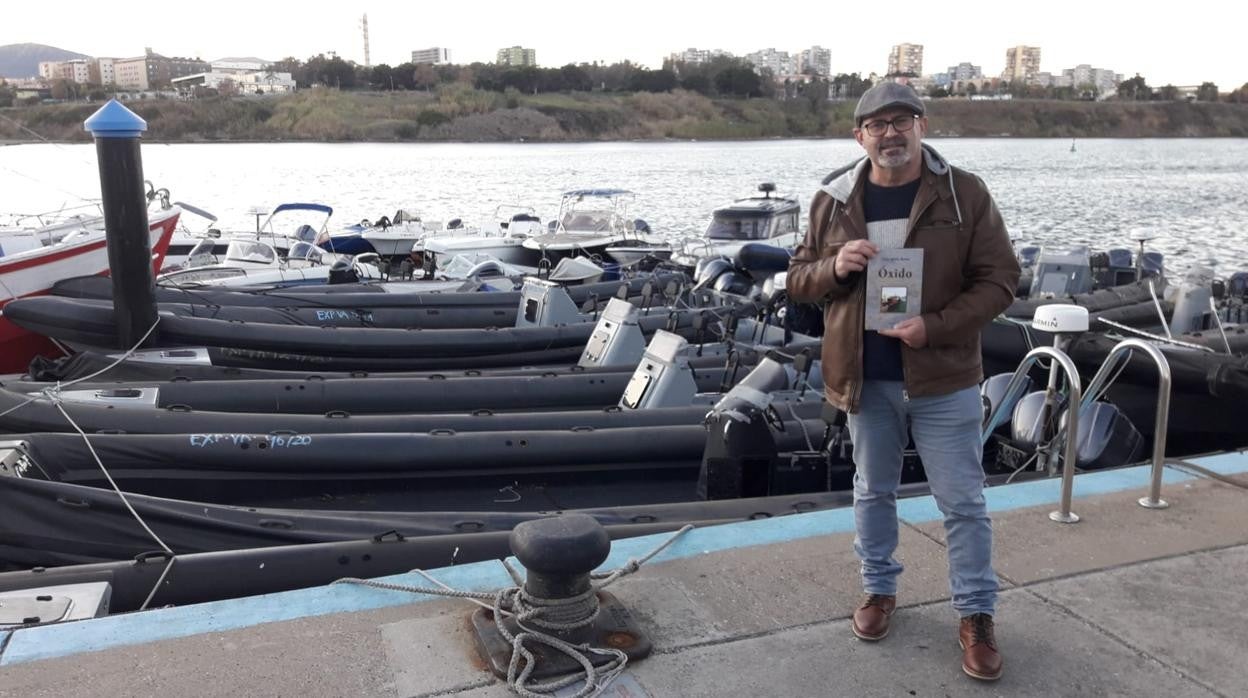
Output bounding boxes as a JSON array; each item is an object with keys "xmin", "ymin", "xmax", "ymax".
[{"xmin": 2, "ymin": 451, "xmax": 1246, "ymax": 697}]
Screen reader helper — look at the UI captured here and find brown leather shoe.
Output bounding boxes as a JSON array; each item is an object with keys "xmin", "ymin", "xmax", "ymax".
[
  {"xmin": 959, "ymin": 613, "xmax": 1003, "ymax": 681},
  {"xmin": 851, "ymin": 594, "xmax": 896, "ymax": 641}
]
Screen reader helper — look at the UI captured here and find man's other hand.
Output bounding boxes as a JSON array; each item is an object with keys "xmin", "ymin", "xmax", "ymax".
[
  {"xmin": 834, "ymin": 239, "xmax": 880, "ymax": 281},
  {"xmin": 879, "ymin": 316, "xmax": 928, "ymax": 348}
]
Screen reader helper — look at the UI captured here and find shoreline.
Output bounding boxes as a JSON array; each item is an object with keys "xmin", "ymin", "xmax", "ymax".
[
  {"xmin": 5, "ymin": 134, "xmax": 1248, "ymax": 147},
  {"xmin": 3, "ymin": 93, "xmax": 1247, "ymax": 143}
]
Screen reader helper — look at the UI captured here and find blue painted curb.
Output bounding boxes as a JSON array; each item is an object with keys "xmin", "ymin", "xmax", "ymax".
[{"xmin": 3, "ymin": 450, "xmax": 1245, "ymax": 666}]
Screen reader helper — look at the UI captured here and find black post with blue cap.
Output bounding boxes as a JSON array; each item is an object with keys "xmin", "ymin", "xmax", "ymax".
[{"xmin": 83, "ymin": 99, "xmax": 158, "ymax": 349}]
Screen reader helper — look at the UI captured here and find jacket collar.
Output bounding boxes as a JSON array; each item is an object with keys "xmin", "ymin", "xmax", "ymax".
[{"xmin": 820, "ymin": 143, "xmax": 953, "ymax": 204}]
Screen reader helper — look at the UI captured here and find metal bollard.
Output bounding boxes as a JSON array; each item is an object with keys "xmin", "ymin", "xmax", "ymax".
[
  {"xmin": 470, "ymin": 514, "xmax": 652, "ymax": 680},
  {"xmin": 511, "ymin": 513, "xmax": 609, "ymax": 604},
  {"xmin": 83, "ymin": 100, "xmax": 158, "ymax": 350}
]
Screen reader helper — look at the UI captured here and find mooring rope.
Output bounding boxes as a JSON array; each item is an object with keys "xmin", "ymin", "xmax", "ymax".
[
  {"xmin": 7, "ymin": 317, "xmax": 176, "ymax": 610},
  {"xmin": 333, "ymin": 524, "xmax": 693, "ymax": 698}
]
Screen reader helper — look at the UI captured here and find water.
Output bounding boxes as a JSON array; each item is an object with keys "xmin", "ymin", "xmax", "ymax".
[{"xmin": 3, "ymin": 138, "xmax": 1246, "ymax": 274}]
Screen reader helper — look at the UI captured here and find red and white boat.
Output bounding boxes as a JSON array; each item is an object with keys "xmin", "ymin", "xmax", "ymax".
[{"xmin": 0, "ymin": 203, "xmax": 181, "ymax": 373}]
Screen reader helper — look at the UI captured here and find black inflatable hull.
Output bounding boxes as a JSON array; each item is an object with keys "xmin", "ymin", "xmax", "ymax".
[
  {"xmin": 5, "ymin": 410, "xmax": 826, "ymax": 501},
  {"xmin": 51, "ymin": 273, "xmax": 684, "ymax": 309},
  {"xmin": 5, "ymin": 295, "xmax": 717, "ymax": 358},
  {"xmin": 1005, "ymin": 280, "xmax": 1171, "ymax": 320},
  {"xmin": 0, "ymin": 368, "xmax": 730, "ymax": 415}
]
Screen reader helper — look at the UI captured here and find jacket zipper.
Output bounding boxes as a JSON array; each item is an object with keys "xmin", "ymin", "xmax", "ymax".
[
  {"xmin": 898, "ymin": 181, "xmax": 940, "ymax": 402},
  {"xmin": 839, "ymin": 203, "xmax": 865, "ymax": 414}
]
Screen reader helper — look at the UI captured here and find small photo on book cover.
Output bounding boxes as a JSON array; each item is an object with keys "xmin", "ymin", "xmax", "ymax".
[
  {"xmin": 865, "ymin": 248, "xmax": 923, "ymax": 331},
  {"xmin": 880, "ymin": 286, "xmax": 908, "ymax": 314}
]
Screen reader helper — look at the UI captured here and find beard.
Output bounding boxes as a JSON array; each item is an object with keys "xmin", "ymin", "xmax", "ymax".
[{"xmin": 875, "ymin": 139, "xmax": 914, "ymax": 169}]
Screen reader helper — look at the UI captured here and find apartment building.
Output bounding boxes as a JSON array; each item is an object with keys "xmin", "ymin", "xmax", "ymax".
[
  {"xmin": 496, "ymin": 46, "xmax": 536, "ymax": 67},
  {"xmin": 411, "ymin": 48, "xmax": 452, "ymax": 65},
  {"xmin": 1002, "ymin": 45, "xmax": 1042, "ymax": 83},
  {"xmin": 887, "ymin": 43, "xmax": 924, "ymax": 76},
  {"xmin": 797, "ymin": 46, "xmax": 832, "ymax": 77}
]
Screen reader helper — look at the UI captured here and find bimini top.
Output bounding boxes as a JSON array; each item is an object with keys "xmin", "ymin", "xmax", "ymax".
[
  {"xmin": 561, "ymin": 189, "xmax": 634, "ymax": 198},
  {"xmin": 271, "ymin": 203, "xmax": 334, "ymax": 216}
]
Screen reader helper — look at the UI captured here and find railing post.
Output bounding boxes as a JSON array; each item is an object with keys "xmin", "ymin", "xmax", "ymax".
[{"xmin": 1079, "ymin": 339, "xmax": 1173, "ymax": 510}]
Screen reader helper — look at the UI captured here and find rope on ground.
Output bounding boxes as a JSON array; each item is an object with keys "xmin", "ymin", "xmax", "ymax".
[{"xmin": 333, "ymin": 524, "xmax": 693, "ymax": 698}]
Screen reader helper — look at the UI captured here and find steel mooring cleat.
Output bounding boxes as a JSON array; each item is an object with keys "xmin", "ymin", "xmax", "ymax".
[{"xmin": 470, "ymin": 514, "xmax": 653, "ymax": 680}]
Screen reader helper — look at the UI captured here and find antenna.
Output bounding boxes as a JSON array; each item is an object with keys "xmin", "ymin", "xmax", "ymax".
[{"xmin": 361, "ymin": 14, "xmax": 371, "ymax": 67}]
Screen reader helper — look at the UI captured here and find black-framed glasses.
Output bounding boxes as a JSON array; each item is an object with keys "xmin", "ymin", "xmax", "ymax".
[{"xmin": 861, "ymin": 114, "xmax": 918, "ymax": 137}]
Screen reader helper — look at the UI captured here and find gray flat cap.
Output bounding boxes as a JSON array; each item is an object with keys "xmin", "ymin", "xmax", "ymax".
[{"xmin": 854, "ymin": 82, "xmax": 925, "ymax": 125}]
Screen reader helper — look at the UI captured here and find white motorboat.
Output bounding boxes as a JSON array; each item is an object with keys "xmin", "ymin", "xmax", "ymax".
[
  {"xmin": 158, "ymin": 239, "xmax": 381, "ymax": 288},
  {"xmin": 0, "ymin": 193, "xmax": 182, "ymax": 372},
  {"xmin": 163, "ymin": 202, "xmax": 332, "ymax": 272},
  {"xmin": 522, "ymin": 189, "xmax": 658, "ymax": 264},
  {"xmin": 671, "ymin": 183, "xmax": 802, "ymax": 268},
  {"xmin": 420, "ymin": 205, "xmax": 544, "ymax": 271}
]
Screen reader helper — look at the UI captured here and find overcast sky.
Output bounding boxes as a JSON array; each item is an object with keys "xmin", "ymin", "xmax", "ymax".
[{"xmin": 3, "ymin": 0, "xmax": 1243, "ymax": 89}]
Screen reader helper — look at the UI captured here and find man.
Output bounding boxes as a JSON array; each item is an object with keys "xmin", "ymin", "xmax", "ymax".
[{"xmin": 786, "ymin": 82, "xmax": 1020, "ymax": 681}]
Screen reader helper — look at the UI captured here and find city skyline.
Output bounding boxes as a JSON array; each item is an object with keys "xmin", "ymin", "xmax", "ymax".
[{"xmin": 2, "ymin": 0, "xmax": 1242, "ymax": 89}]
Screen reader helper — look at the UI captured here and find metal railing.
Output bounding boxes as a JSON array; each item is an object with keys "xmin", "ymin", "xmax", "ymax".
[
  {"xmin": 984, "ymin": 338, "xmax": 1176, "ymax": 522},
  {"xmin": 1080, "ymin": 338, "xmax": 1173, "ymax": 510},
  {"xmin": 979, "ymin": 346, "xmax": 1084, "ymax": 523}
]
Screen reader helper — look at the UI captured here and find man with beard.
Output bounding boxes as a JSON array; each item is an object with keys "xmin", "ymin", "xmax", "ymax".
[{"xmin": 786, "ymin": 82, "xmax": 1020, "ymax": 681}]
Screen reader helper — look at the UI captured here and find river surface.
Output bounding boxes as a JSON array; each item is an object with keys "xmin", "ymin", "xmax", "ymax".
[{"xmin": 3, "ymin": 138, "xmax": 1246, "ymax": 274}]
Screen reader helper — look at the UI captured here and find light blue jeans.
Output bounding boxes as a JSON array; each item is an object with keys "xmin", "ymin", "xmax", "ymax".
[{"xmin": 848, "ymin": 381, "xmax": 998, "ymax": 616}]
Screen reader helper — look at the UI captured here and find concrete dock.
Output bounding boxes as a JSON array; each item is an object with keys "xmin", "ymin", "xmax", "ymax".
[{"xmin": 2, "ymin": 452, "xmax": 1246, "ymax": 697}]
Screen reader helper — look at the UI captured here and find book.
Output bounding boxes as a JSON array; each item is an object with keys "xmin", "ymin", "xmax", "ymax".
[{"xmin": 864, "ymin": 248, "xmax": 923, "ymax": 331}]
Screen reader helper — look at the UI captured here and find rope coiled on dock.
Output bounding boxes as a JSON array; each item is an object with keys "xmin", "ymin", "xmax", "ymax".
[{"xmin": 333, "ymin": 524, "xmax": 693, "ymax": 698}]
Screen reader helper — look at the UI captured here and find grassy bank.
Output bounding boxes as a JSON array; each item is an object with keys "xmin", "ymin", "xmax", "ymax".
[{"xmin": 3, "ymin": 87, "xmax": 1248, "ymax": 143}]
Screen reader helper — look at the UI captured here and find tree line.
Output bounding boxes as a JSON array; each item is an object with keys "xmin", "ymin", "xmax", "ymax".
[{"xmin": 262, "ymin": 53, "xmax": 875, "ymax": 100}]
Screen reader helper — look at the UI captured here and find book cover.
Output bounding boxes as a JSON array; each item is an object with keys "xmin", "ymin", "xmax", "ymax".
[{"xmin": 864, "ymin": 248, "xmax": 923, "ymax": 331}]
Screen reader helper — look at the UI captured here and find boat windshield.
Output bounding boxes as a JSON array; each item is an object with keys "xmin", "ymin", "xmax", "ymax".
[
  {"xmin": 288, "ymin": 242, "xmax": 324, "ymax": 264},
  {"xmin": 185, "ymin": 238, "xmax": 219, "ymax": 268},
  {"xmin": 560, "ymin": 210, "xmax": 613, "ymax": 233},
  {"xmin": 224, "ymin": 240, "xmax": 277, "ymax": 265},
  {"xmin": 705, "ymin": 214, "xmax": 772, "ymax": 240}
]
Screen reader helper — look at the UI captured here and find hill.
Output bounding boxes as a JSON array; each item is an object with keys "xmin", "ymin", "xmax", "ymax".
[
  {"xmin": 2, "ymin": 89, "xmax": 1247, "ymax": 142},
  {"xmin": 0, "ymin": 43, "xmax": 89, "ymax": 79}
]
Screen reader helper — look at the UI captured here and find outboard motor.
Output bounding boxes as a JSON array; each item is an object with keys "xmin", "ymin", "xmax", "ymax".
[
  {"xmin": 712, "ymin": 271, "xmax": 753, "ymax": 297},
  {"xmin": 1228, "ymin": 273, "xmax": 1248, "ymax": 299},
  {"xmin": 1140, "ymin": 251, "xmax": 1164, "ymax": 278},
  {"xmin": 633, "ymin": 218, "xmax": 651, "ymax": 234},
  {"xmin": 293, "ymin": 224, "xmax": 318, "ymax": 243},
  {"xmin": 697, "ymin": 355, "xmax": 832, "ymax": 500},
  {"xmin": 980, "ymin": 373, "xmax": 1034, "ymax": 436},
  {"xmin": 1091, "ymin": 248, "xmax": 1136, "ymax": 288},
  {"xmin": 1168, "ymin": 265, "xmax": 1216, "ymax": 335},
  {"xmin": 1016, "ymin": 246, "xmax": 1041, "ymax": 269},
  {"xmin": 1015, "ymin": 304, "xmax": 1089, "ymax": 473},
  {"xmin": 447, "ymin": 218, "xmax": 463, "ymax": 230},
  {"xmin": 1011, "ymin": 396, "xmax": 1143, "ymax": 470},
  {"xmin": 694, "ymin": 257, "xmax": 733, "ymax": 290},
  {"xmin": 327, "ymin": 259, "xmax": 359, "ymax": 284}
]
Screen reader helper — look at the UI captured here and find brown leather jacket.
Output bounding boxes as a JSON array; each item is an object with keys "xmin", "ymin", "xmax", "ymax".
[{"xmin": 787, "ymin": 145, "xmax": 1020, "ymax": 413}]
